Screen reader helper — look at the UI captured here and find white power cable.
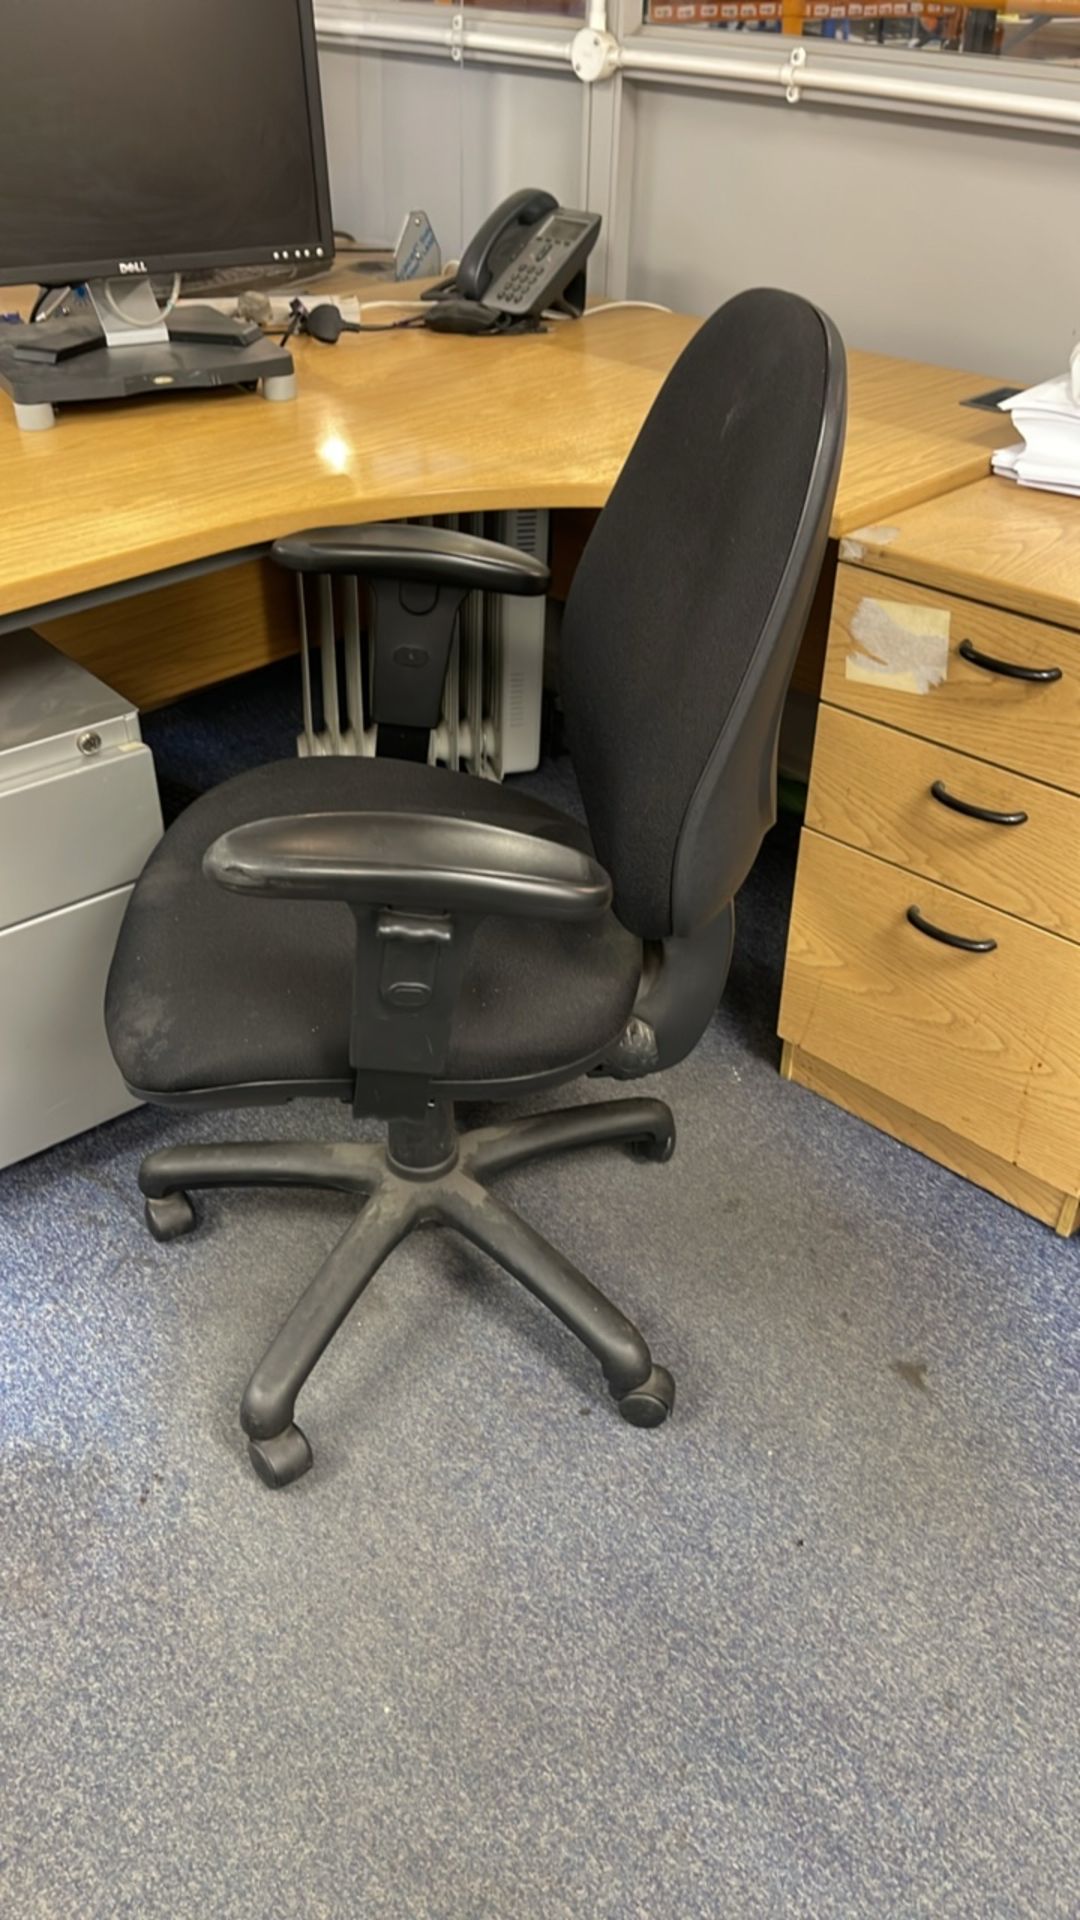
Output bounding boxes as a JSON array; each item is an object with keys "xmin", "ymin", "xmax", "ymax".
[
  {"xmin": 545, "ymin": 299, "xmax": 673, "ymax": 322},
  {"xmin": 102, "ymin": 271, "xmax": 182, "ymax": 325},
  {"xmin": 357, "ymin": 298, "xmax": 432, "ymax": 317},
  {"xmin": 579, "ymin": 300, "xmax": 672, "ymax": 316}
]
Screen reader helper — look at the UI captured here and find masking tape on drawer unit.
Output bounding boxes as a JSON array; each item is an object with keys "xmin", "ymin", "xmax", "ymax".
[
  {"xmin": 845, "ymin": 597, "xmax": 950, "ymax": 695},
  {"xmin": 826, "ymin": 564, "xmax": 1080, "ymax": 793},
  {"xmin": 838, "ymin": 526, "xmax": 900, "ymax": 563}
]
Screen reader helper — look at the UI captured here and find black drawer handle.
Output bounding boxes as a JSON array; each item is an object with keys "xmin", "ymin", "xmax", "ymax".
[
  {"xmin": 929, "ymin": 780, "xmax": 1028, "ymax": 827},
  {"xmin": 906, "ymin": 905, "xmax": 997, "ymax": 953},
  {"xmin": 958, "ymin": 637, "xmax": 1062, "ymax": 683}
]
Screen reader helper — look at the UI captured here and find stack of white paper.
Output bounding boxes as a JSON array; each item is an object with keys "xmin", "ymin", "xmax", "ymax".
[{"xmin": 993, "ymin": 375, "xmax": 1080, "ymax": 497}]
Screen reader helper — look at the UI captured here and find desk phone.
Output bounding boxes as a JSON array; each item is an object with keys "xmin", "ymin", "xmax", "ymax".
[
  {"xmin": 483, "ymin": 209, "xmax": 599, "ymax": 319},
  {"xmin": 422, "ymin": 190, "xmax": 601, "ymax": 335}
]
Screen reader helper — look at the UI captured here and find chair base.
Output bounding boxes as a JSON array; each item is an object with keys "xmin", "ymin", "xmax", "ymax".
[{"xmin": 139, "ymin": 1096, "xmax": 677, "ymax": 1488}]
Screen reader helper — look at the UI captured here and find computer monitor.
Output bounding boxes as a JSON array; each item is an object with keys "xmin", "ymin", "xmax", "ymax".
[
  {"xmin": 0, "ymin": 0, "xmax": 335, "ymax": 428},
  {"xmin": 0, "ymin": 0, "xmax": 334, "ymax": 294}
]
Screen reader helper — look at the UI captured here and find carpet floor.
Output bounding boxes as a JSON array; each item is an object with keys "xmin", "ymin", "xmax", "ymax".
[{"xmin": 1, "ymin": 664, "xmax": 1076, "ymax": 1919}]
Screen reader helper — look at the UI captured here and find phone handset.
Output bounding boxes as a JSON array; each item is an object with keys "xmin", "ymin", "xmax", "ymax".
[
  {"xmin": 424, "ymin": 189, "xmax": 558, "ymax": 305},
  {"xmin": 456, "ymin": 188, "xmax": 558, "ymax": 301}
]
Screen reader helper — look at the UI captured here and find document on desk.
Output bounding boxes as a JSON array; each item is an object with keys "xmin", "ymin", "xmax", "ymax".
[
  {"xmin": 993, "ymin": 377, "xmax": 1080, "ymax": 497},
  {"xmin": 992, "ymin": 441, "xmax": 1080, "ymax": 497}
]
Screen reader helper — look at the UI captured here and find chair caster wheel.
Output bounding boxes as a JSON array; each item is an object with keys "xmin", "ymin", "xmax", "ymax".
[
  {"xmin": 627, "ymin": 1128, "xmax": 676, "ymax": 1164},
  {"xmin": 145, "ymin": 1192, "xmax": 197, "ymax": 1242},
  {"xmin": 617, "ymin": 1365, "xmax": 675, "ymax": 1428},
  {"xmin": 248, "ymin": 1425, "xmax": 313, "ymax": 1489}
]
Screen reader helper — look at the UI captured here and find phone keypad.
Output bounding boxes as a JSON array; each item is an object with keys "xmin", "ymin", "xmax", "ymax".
[
  {"xmin": 495, "ymin": 253, "xmax": 556, "ymax": 309},
  {"xmin": 489, "ymin": 215, "xmax": 592, "ymax": 313}
]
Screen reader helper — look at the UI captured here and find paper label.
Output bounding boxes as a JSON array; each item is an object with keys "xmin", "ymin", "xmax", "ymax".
[
  {"xmin": 846, "ymin": 598, "xmax": 950, "ymax": 694},
  {"xmin": 838, "ymin": 526, "xmax": 900, "ymax": 562}
]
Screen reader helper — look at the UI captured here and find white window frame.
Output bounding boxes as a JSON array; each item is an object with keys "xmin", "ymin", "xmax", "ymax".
[
  {"xmin": 316, "ymin": 0, "xmax": 1080, "ymax": 134},
  {"xmin": 315, "ymin": 0, "xmax": 1080, "ymax": 295}
]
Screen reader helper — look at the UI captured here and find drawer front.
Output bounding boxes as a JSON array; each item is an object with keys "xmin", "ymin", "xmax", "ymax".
[
  {"xmin": 0, "ymin": 743, "xmax": 161, "ymax": 933},
  {"xmin": 0, "ymin": 886, "xmax": 138, "ymax": 1169},
  {"xmin": 779, "ymin": 831, "xmax": 1080, "ymax": 1192},
  {"xmin": 807, "ymin": 705, "xmax": 1080, "ymax": 943},
  {"xmin": 824, "ymin": 564, "xmax": 1080, "ymax": 793}
]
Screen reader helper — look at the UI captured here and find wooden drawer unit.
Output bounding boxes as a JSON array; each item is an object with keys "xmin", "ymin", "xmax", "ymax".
[
  {"xmin": 806, "ymin": 705, "xmax": 1080, "ymax": 943},
  {"xmin": 781, "ymin": 480, "xmax": 1080, "ymax": 1234},
  {"xmin": 779, "ymin": 832, "xmax": 1080, "ymax": 1204},
  {"xmin": 823, "ymin": 563, "xmax": 1080, "ymax": 793}
]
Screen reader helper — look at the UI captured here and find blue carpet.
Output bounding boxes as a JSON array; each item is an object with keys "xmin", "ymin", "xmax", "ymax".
[
  {"xmin": 1, "ymin": 667, "xmax": 1077, "ymax": 1918},
  {"xmin": 140, "ymin": 656, "xmax": 303, "ymax": 820}
]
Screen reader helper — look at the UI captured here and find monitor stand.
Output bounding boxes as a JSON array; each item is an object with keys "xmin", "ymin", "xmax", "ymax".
[{"xmin": 0, "ymin": 275, "xmax": 297, "ymax": 431}]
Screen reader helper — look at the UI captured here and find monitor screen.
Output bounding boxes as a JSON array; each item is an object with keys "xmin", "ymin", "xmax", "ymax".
[{"xmin": 0, "ymin": 0, "xmax": 332, "ymax": 287}]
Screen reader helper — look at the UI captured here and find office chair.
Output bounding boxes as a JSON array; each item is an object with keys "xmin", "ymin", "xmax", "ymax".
[{"xmin": 105, "ymin": 289, "xmax": 846, "ymax": 1489}]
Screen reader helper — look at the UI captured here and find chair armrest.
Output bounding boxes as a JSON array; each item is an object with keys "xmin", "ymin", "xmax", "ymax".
[
  {"xmin": 271, "ymin": 523, "xmax": 549, "ymax": 596},
  {"xmin": 204, "ymin": 810, "xmax": 611, "ymax": 922}
]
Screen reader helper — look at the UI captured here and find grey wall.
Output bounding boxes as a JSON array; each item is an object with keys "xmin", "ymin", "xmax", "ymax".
[
  {"xmin": 318, "ymin": 47, "xmax": 1079, "ymax": 382},
  {"xmin": 320, "ymin": 47, "xmax": 584, "ymax": 257},
  {"xmin": 627, "ymin": 83, "xmax": 1080, "ymax": 383}
]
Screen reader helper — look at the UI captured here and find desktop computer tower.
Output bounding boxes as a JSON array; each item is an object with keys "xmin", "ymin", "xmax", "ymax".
[{"xmin": 0, "ymin": 633, "xmax": 162, "ymax": 1168}]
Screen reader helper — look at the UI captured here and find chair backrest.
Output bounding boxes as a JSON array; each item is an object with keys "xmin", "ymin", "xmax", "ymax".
[{"xmin": 560, "ymin": 288, "xmax": 846, "ymax": 943}]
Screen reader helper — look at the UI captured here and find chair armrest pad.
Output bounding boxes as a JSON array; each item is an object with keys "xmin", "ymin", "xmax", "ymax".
[
  {"xmin": 204, "ymin": 810, "xmax": 611, "ymax": 921},
  {"xmin": 271, "ymin": 523, "xmax": 549, "ymax": 595}
]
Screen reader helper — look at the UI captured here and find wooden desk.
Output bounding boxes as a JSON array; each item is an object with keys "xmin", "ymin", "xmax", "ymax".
[
  {"xmin": 0, "ymin": 303, "xmax": 1010, "ymax": 704},
  {"xmin": 0, "ymin": 316, "xmax": 1007, "ymax": 616},
  {"xmin": 0, "ymin": 295, "xmax": 999, "ymax": 572},
  {"xmin": 833, "ymin": 472, "xmax": 1080, "ymax": 626},
  {"xmin": 780, "ymin": 477, "xmax": 1080, "ymax": 1236},
  {"xmin": 0, "ymin": 310, "xmax": 697, "ymax": 621}
]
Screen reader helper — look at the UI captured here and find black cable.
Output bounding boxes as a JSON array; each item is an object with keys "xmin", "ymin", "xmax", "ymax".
[
  {"xmin": 279, "ymin": 299, "xmax": 425, "ymax": 347},
  {"xmin": 353, "ymin": 317, "xmax": 426, "ymax": 333}
]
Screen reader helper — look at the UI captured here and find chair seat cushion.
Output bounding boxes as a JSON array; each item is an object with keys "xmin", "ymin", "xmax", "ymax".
[{"xmin": 106, "ymin": 757, "xmax": 644, "ymax": 1099}]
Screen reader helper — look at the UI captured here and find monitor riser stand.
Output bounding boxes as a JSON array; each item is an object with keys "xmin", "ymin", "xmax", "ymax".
[{"xmin": 0, "ymin": 275, "xmax": 296, "ymax": 431}]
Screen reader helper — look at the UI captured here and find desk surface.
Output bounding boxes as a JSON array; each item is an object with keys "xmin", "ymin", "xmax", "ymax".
[
  {"xmin": 0, "ymin": 301, "xmax": 1011, "ymax": 622},
  {"xmin": 838, "ymin": 475, "xmax": 1080, "ymax": 629}
]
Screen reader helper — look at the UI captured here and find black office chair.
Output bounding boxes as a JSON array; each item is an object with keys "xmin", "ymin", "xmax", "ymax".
[{"xmin": 105, "ymin": 289, "xmax": 846, "ymax": 1489}]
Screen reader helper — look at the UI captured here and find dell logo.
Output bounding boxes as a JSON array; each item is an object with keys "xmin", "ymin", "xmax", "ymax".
[{"xmin": 117, "ymin": 260, "xmax": 148, "ymax": 274}]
